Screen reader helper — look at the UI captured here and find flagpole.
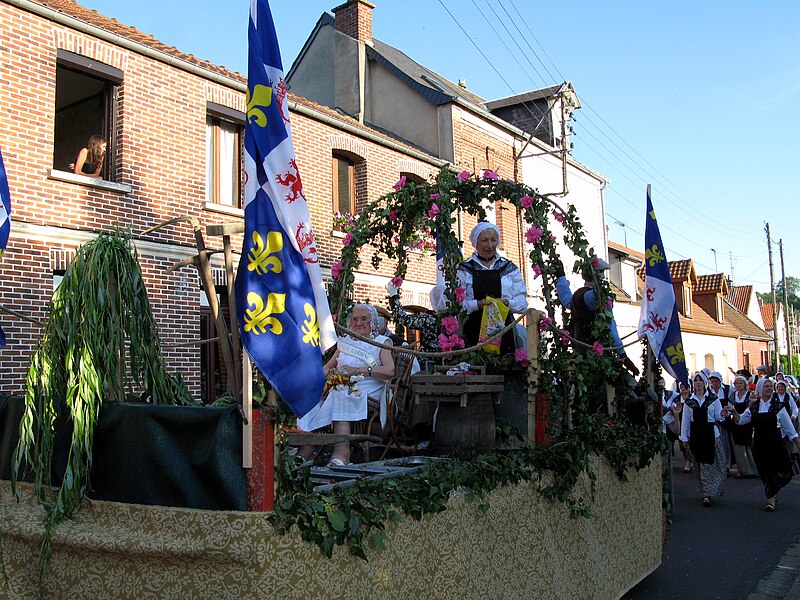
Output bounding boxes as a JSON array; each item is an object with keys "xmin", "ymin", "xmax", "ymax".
[{"xmin": 243, "ymin": 349, "xmax": 252, "ymax": 468}]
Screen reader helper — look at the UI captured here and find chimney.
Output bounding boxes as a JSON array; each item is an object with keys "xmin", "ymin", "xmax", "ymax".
[{"xmin": 332, "ymin": 0, "xmax": 375, "ymax": 43}]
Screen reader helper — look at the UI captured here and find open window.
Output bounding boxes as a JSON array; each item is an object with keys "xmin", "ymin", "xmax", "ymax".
[
  {"xmin": 206, "ymin": 102, "xmax": 244, "ymax": 209},
  {"xmin": 53, "ymin": 50, "xmax": 122, "ymax": 181},
  {"xmin": 332, "ymin": 153, "xmax": 355, "ymax": 218}
]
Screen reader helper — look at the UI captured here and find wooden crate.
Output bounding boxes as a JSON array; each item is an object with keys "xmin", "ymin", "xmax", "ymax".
[{"xmin": 412, "ymin": 373, "xmax": 505, "ymax": 407}]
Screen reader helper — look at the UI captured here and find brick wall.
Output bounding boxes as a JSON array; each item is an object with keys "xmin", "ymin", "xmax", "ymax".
[{"xmin": 0, "ymin": 2, "xmax": 440, "ymax": 397}]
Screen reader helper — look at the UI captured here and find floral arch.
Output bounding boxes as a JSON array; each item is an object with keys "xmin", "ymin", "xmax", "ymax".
[{"xmin": 327, "ymin": 166, "xmax": 634, "ymax": 426}]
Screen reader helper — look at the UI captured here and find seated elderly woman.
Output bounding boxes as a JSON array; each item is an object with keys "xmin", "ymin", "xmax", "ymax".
[{"xmin": 297, "ymin": 303, "xmax": 394, "ymax": 466}]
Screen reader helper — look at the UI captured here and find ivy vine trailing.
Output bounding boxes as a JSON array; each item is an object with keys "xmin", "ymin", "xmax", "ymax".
[
  {"xmin": 11, "ymin": 230, "xmax": 192, "ymax": 585},
  {"xmin": 275, "ymin": 166, "xmax": 666, "ymax": 558}
]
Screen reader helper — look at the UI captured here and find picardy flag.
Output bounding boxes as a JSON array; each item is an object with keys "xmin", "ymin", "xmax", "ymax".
[
  {"xmin": 638, "ymin": 185, "xmax": 688, "ymax": 384},
  {"xmin": 236, "ymin": 0, "xmax": 336, "ymax": 417}
]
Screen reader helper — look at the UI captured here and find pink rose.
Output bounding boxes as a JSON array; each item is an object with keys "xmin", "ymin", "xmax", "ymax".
[
  {"xmin": 606, "ymin": 298, "xmax": 613, "ymax": 310},
  {"xmin": 428, "ymin": 203, "xmax": 440, "ymax": 218},
  {"xmin": 430, "ymin": 192, "xmax": 441, "ymax": 200},
  {"xmin": 331, "ymin": 261, "xmax": 343, "ymax": 279},
  {"xmin": 538, "ymin": 315, "xmax": 553, "ymax": 332},
  {"xmin": 553, "ymin": 210, "xmax": 565, "ymax": 223},
  {"xmin": 560, "ymin": 329, "xmax": 570, "ymax": 345},
  {"xmin": 388, "ymin": 210, "xmax": 398, "ymax": 221},
  {"xmin": 519, "ymin": 195, "xmax": 533, "ymax": 208},
  {"xmin": 342, "ymin": 233, "xmax": 353, "ymax": 247},
  {"xmin": 457, "ymin": 170, "xmax": 470, "ymax": 181},
  {"xmin": 592, "ymin": 342, "xmax": 604, "ymax": 355},
  {"xmin": 449, "ymin": 334, "xmax": 465, "ymax": 350},
  {"xmin": 441, "ymin": 316, "xmax": 459, "ymax": 335},
  {"xmin": 525, "ymin": 225, "xmax": 543, "ymax": 245},
  {"xmin": 438, "ymin": 333, "xmax": 452, "ymax": 352},
  {"xmin": 592, "ymin": 255, "xmax": 600, "ymax": 268},
  {"xmin": 532, "ymin": 264, "xmax": 542, "ymax": 279},
  {"xmin": 393, "ymin": 175, "xmax": 407, "ymax": 191},
  {"xmin": 514, "ymin": 348, "xmax": 528, "ymax": 363},
  {"xmin": 550, "ymin": 234, "xmax": 557, "ymax": 243},
  {"xmin": 391, "ymin": 276, "xmax": 403, "ymax": 287},
  {"xmin": 482, "ymin": 170, "xmax": 499, "ymax": 180},
  {"xmin": 455, "ymin": 287, "xmax": 466, "ymax": 303}
]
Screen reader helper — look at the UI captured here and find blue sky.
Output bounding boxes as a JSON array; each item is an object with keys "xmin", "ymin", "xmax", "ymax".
[{"xmin": 80, "ymin": 0, "xmax": 800, "ymax": 294}]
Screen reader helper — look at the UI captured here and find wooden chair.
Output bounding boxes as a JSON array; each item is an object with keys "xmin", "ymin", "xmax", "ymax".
[{"xmin": 362, "ymin": 344, "xmax": 420, "ymax": 459}]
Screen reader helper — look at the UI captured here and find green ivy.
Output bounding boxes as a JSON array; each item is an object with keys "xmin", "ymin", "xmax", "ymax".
[{"xmin": 271, "ymin": 416, "xmax": 664, "ymax": 559}]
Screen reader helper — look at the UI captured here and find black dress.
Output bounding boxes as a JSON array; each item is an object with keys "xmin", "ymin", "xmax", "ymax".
[
  {"xmin": 459, "ymin": 259, "xmax": 516, "ymax": 355},
  {"xmin": 750, "ymin": 398, "xmax": 794, "ymax": 499},
  {"xmin": 686, "ymin": 395, "xmax": 716, "ymax": 465}
]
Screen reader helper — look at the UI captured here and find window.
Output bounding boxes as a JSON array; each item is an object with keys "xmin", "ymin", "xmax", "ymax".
[
  {"xmin": 682, "ymin": 285, "xmax": 692, "ymax": 317},
  {"xmin": 54, "ymin": 50, "xmax": 122, "ymax": 180},
  {"xmin": 206, "ymin": 103, "xmax": 244, "ymax": 208},
  {"xmin": 332, "ymin": 154, "xmax": 355, "ymax": 217},
  {"xmin": 716, "ymin": 296, "xmax": 724, "ymax": 323},
  {"xmin": 704, "ymin": 353, "xmax": 714, "ymax": 371}
]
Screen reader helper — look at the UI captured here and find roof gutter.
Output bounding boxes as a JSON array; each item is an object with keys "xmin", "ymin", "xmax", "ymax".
[
  {"xmin": 7, "ymin": 0, "xmax": 447, "ymax": 170},
  {"xmin": 5, "ymin": 0, "xmax": 245, "ymax": 90}
]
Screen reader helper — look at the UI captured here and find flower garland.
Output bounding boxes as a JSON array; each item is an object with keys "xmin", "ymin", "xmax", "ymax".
[{"xmin": 327, "ymin": 165, "xmax": 627, "ymax": 415}]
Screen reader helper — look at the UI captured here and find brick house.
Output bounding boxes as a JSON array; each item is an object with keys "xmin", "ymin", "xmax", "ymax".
[{"xmin": 0, "ymin": 0, "xmax": 446, "ymax": 398}]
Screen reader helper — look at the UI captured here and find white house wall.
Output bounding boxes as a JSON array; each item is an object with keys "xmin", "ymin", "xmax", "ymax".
[{"xmin": 680, "ymin": 332, "xmax": 739, "ymax": 387}]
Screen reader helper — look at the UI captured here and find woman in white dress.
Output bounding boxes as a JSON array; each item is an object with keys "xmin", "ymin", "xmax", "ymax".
[{"xmin": 298, "ymin": 304, "xmax": 394, "ymax": 466}]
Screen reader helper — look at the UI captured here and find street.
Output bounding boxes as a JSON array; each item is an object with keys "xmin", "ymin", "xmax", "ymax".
[{"xmin": 623, "ymin": 456, "xmax": 800, "ymax": 599}]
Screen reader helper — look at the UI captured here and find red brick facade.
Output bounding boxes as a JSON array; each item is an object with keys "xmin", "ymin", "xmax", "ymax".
[{"xmin": 0, "ymin": 1, "xmax": 447, "ymax": 397}]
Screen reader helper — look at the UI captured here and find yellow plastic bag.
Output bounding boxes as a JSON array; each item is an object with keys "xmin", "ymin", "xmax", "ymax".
[{"xmin": 479, "ymin": 297, "xmax": 509, "ymax": 354}]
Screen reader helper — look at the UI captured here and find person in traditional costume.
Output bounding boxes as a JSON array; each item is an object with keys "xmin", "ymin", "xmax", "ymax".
[
  {"xmin": 708, "ymin": 371, "xmax": 732, "ymax": 472},
  {"xmin": 676, "ymin": 381, "xmax": 694, "ymax": 472},
  {"xmin": 725, "ymin": 375, "xmax": 758, "ymax": 478},
  {"xmin": 457, "ymin": 222, "xmax": 527, "ymax": 355},
  {"xmin": 297, "ymin": 303, "xmax": 394, "ymax": 466},
  {"xmin": 385, "ymin": 281, "xmax": 444, "ymax": 353},
  {"xmin": 727, "ymin": 378, "xmax": 800, "ymax": 511},
  {"xmin": 680, "ymin": 371, "xmax": 727, "ymax": 507}
]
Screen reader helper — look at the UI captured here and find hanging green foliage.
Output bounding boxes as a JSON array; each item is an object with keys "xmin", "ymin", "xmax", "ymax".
[{"xmin": 11, "ymin": 229, "xmax": 192, "ymax": 584}]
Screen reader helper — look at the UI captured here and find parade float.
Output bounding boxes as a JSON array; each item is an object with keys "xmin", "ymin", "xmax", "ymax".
[{"xmin": 0, "ymin": 165, "xmax": 665, "ymax": 599}]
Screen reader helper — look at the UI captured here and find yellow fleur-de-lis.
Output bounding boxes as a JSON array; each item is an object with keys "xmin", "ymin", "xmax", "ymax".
[
  {"xmin": 666, "ymin": 343, "xmax": 685, "ymax": 365},
  {"xmin": 246, "ymin": 84, "xmax": 273, "ymax": 127},
  {"xmin": 247, "ymin": 231, "xmax": 283, "ymax": 275},
  {"xmin": 243, "ymin": 291, "xmax": 286, "ymax": 335},
  {"xmin": 645, "ymin": 244, "xmax": 664, "ymax": 267},
  {"xmin": 301, "ymin": 303, "xmax": 320, "ymax": 347},
  {"xmin": 649, "ymin": 209, "xmax": 656, "ymax": 220}
]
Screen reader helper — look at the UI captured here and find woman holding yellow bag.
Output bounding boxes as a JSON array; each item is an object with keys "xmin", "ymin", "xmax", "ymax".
[{"xmin": 457, "ymin": 222, "xmax": 528, "ymax": 355}]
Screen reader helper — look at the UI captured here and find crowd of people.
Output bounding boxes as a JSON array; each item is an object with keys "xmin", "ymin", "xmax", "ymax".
[{"xmin": 662, "ymin": 367, "xmax": 800, "ymax": 512}]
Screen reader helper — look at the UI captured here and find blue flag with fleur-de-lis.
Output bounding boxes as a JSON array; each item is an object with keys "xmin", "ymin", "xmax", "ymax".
[
  {"xmin": 638, "ymin": 186, "xmax": 688, "ymax": 385},
  {"xmin": 236, "ymin": 0, "xmax": 336, "ymax": 417},
  {"xmin": 0, "ymin": 147, "xmax": 10, "ymax": 346}
]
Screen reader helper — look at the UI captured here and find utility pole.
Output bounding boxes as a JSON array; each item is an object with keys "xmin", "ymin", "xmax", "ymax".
[
  {"xmin": 729, "ymin": 251, "xmax": 735, "ymax": 283},
  {"xmin": 780, "ymin": 239, "xmax": 793, "ymax": 375},
  {"xmin": 766, "ymin": 223, "xmax": 780, "ymax": 372}
]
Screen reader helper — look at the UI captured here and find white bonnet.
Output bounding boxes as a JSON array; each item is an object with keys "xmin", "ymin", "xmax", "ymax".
[{"xmin": 469, "ymin": 222, "xmax": 500, "ymax": 247}]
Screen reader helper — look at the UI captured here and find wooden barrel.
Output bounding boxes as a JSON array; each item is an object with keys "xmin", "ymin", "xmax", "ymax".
[{"xmin": 434, "ymin": 397, "xmax": 496, "ymax": 450}]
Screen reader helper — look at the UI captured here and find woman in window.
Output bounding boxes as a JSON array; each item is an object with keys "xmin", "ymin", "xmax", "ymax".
[{"xmin": 71, "ymin": 135, "xmax": 107, "ymax": 178}]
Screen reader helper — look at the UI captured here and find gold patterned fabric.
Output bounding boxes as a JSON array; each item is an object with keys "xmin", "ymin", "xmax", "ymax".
[{"xmin": 0, "ymin": 458, "xmax": 660, "ymax": 599}]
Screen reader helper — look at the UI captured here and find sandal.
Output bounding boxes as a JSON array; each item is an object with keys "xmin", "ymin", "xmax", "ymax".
[
  {"xmin": 702, "ymin": 497, "xmax": 711, "ymax": 507},
  {"xmin": 765, "ymin": 502, "xmax": 776, "ymax": 512},
  {"xmin": 327, "ymin": 458, "xmax": 348, "ymax": 468}
]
